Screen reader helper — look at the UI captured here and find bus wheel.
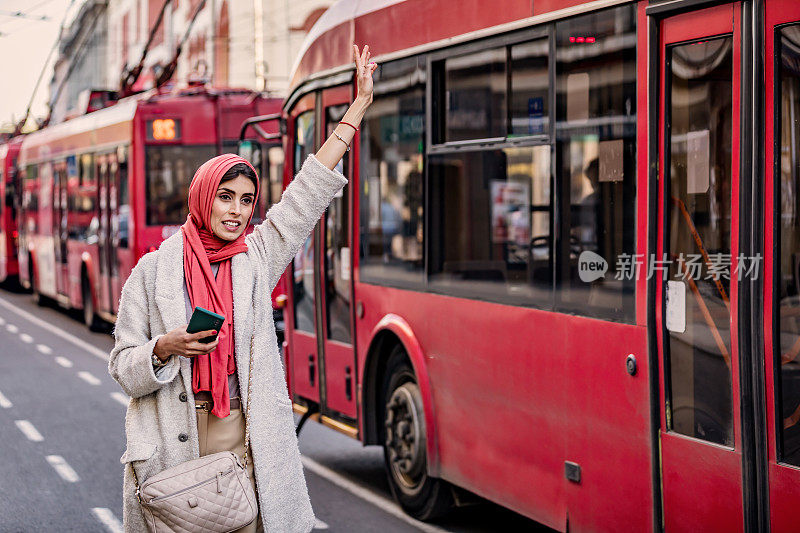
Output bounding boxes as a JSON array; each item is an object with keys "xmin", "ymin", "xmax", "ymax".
[
  {"xmin": 81, "ymin": 277, "xmax": 103, "ymax": 332},
  {"xmin": 381, "ymin": 346, "xmax": 452, "ymax": 520}
]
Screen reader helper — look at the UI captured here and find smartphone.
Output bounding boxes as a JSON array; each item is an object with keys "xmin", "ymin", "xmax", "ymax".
[{"xmin": 187, "ymin": 306, "xmax": 225, "ymax": 344}]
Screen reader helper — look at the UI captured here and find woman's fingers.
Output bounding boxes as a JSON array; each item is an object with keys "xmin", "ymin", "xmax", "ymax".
[{"xmin": 189, "ymin": 329, "xmax": 217, "ymax": 342}]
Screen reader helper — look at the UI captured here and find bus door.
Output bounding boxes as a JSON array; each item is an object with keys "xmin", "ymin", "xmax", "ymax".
[
  {"xmin": 318, "ymin": 87, "xmax": 356, "ymax": 420},
  {"xmin": 97, "ymin": 150, "xmax": 127, "ymax": 316},
  {"xmin": 765, "ymin": 1, "xmax": 800, "ymax": 530},
  {"xmin": 655, "ymin": 4, "xmax": 744, "ymax": 531},
  {"xmin": 288, "ymin": 94, "xmax": 322, "ymax": 405},
  {"xmin": 52, "ymin": 160, "xmax": 68, "ymax": 298}
]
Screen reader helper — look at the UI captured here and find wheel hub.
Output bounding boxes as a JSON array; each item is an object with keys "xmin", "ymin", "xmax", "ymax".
[{"xmin": 384, "ymin": 383, "xmax": 426, "ymax": 493}]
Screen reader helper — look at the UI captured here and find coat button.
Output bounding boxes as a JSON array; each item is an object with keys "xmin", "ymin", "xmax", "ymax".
[
  {"xmin": 178, "ymin": 433, "xmax": 188, "ymax": 442},
  {"xmin": 179, "ymin": 392, "xmax": 187, "ymax": 402}
]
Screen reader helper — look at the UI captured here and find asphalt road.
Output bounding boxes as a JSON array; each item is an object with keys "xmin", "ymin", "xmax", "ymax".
[{"xmin": 0, "ymin": 286, "xmax": 548, "ymax": 532}]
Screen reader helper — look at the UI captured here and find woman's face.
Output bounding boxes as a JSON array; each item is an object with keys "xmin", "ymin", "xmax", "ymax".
[{"xmin": 209, "ymin": 174, "xmax": 256, "ymax": 241}]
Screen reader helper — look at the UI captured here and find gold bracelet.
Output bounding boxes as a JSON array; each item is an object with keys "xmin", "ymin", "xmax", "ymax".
[{"xmin": 332, "ymin": 130, "xmax": 351, "ymax": 151}]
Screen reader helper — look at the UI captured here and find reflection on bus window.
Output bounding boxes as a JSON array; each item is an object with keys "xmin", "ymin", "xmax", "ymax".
[
  {"xmin": 777, "ymin": 24, "xmax": 800, "ymax": 465},
  {"xmin": 666, "ymin": 37, "xmax": 734, "ymax": 446},
  {"xmin": 554, "ymin": 5, "xmax": 637, "ymax": 322},
  {"xmin": 117, "ymin": 146, "xmax": 129, "ymax": 248},
  {"xmin": 292, "ymin": 109, "xmax": 316, "ymax": 333},
  {"xmin": 429, "ymin": 146, "xmax": 552, "ymax": 304},
  {"xmin": 325, "ymin": 104, "xmax": 352, "ymax": 344},
  {"xmin": 68, "ymin": 155, "xmax": 98, "ymax": 243},
  {"xmin": 511, "ymin": 39, "xmax": 549, "ymax": 136},
  {"xmin": 145, "ymin": 145, "xmax": 216, "ymax": 225},
  {"xmin": 444, "ymin": 47, "xmax": 506, "ymax": 142},
  {"xmin": 360, "ymin": 56, "xmax": 425, "ymax": 286}
]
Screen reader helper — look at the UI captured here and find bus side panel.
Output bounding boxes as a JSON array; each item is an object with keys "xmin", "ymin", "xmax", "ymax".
[
  {"xmin": 561, "ymin": 320, "xmax": 652, "ymax": 532},
  {"xmin": 356, "ymin": 283, "xmax": 652, "ymax": 531}
]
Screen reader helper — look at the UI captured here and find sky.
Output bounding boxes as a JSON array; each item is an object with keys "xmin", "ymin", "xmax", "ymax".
[{"xmin": 0, "ymin": 0, "xmax": 76, "ymax": 131}]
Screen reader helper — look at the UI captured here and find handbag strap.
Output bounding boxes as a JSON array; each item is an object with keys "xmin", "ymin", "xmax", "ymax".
[{"xmin": 131, "ymin": 333, "xmax": 257, "ymax": 496}]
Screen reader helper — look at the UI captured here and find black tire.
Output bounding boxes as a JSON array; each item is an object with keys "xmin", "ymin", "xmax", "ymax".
[
  {"xmin": 81, "ymin": 277, "xmax": 104, "ymax": 332},
  {"xmin": 381, "ymin": 345, "xmax": 453, "ymax": 521}
]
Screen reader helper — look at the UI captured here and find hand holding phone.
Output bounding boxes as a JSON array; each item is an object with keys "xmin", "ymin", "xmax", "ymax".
[
  {"xmin": 152, "ymin": 307, "xmax": 225, "ymax": 361},
  {"xmin": 187, "ymin": 307, "xmax": 225, "ymax": 344}
]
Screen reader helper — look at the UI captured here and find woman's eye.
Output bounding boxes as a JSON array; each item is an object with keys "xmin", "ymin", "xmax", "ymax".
[
  {"xmin": 219, "ymin": 194, "xmax": 231, "ymax": 201},
  {"xmin": 242, "ymin": 197, "xmax": 253, "ymax": 205}
]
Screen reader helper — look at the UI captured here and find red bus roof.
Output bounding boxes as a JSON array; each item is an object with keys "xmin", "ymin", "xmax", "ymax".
[
  {"xmin": 288, "ymin": 0, "xmax": 614, "ymax": 97},
  {"xmin": 19, "ymin": 88, "xmax": 281, "ymax": 164}
]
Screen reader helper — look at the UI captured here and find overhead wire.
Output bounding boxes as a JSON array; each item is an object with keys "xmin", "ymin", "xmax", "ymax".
[
  {"xmin": 0, "ymin": 0, "xmax": 60, "ymax": 35},
  {"xmin": 43, "ymin": 0, "xmax": 103, "ymax": 127},
  {"xmin": 12, "ymin": 0, "xmax": 76, "ymax": 134}
]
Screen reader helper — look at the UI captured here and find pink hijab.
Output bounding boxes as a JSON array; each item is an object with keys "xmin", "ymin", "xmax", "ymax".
[{"xmin": 181, "ymin": 154, "xmax": 259, "ymax": 418}]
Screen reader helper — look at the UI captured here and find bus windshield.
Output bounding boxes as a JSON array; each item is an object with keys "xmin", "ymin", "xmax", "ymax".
[{"xmin": 145, "ymin": 144, "xmax": 216, "ymax": 225}]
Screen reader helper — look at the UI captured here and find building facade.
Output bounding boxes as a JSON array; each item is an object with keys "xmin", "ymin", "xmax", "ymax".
[
  {"xmin": 49, "ymin": 0, "xmax": 110, "ymax": 124},
  {"xmin": 105, "ymin": 0, "xmax": 333, "ymax": 96},
  {"xmin": 46, "ymin": 0, "xmax": 335, "ymax": 124}
]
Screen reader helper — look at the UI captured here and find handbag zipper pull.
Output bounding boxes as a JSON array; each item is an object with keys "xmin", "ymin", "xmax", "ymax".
[{"xmin": 216, "ymin": 471, "xmax": 222, "ymax": 493}]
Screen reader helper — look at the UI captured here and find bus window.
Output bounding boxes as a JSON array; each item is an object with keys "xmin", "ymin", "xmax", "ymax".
[
  {"xmin": 267, "ymin": 146, "xmax": 284, "ymax": 208},
  {"xmin": 293, "ymin": 109, "xmax": 316, "ymax": 333},
  {"xmin": 68, "ymin": 154, "xmax": 98, "ymax": 243},
  {"xmin": 666, "ymin": 37, "xmax": 733, "ymax": 446},
  {"xmin": 23, "ymin": 164, "xmax": 39, "ymax": 234},
  {"xmin": 117, "ymin": 146, "xmax": 129, "ymax": 249},
  {"xmin": 554, "ymin": 5, "xmax": 637, "ymax": 322},
  {"xmin": 777, "ymin": 24, "xmax": 800, "ymax": 465},
  {"xmin": 510, "ymin": 38, "xmax": 549, "ymax": 137},
  {"xmin": 444, "ymin": 47, "xmax": 506, "ymax": 142},
  {"xmin": 359, "ymin": 56, "xmax": 425, "ymax": 286},
  {"xmin": 429, "ymin": 145, "xmax": 552, "ymax": 304},
  {"xmin": 145, "ymin": 145, "xmax": 216, "ymax": 225}
]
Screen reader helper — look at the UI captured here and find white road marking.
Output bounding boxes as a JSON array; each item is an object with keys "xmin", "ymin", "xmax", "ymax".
[
  {"xmin": 6, "ymin": 324, "xmax": 18, "ymax": 333},
  {"xmin": 36, "ymin": 344, "xmax": 52, "ymax": 354},
  {"xmin": 313, "ymin": 518, "xmax": 330, "ymax": 530},
  {"xmin": 110, "ymin": 392, "xmax": 129, "ymax": 406},
  {"xmin": 77, "ymin": 371, "xmax": 101, "ymax": 386},
  {"xmin": 0, "ymin": 390, "xmax": 12, "ymax": 408},
  {"xmin": 55, "ymin": 356, "xmax": 73, "ymax": 368},
  {"xmin": 15, "ymin": 420, "xmax": 44, "ymax": 442},
  {"xmin": 0, "ymin": 316, "xmax": 5, "ymax": 325},
  {"xmin": 46, "ymin": 455, "xmax": 80, "ymax": 482},
  {"xmin": 300, "ymin": 456, "xmax": 449, "ymax": 533},
  {"xmin": 91, "ymin": 507, "xmax": 123, "ymax": 533},
  {"xmin": 0, "ymin": 296, "xmax": 110, "ymax": 361},
  {"xmin": 19, "ymin": 333, "xmax": 33, "ymax": 343}
]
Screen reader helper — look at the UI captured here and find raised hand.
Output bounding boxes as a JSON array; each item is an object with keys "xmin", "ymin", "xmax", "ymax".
[{"xmin": 353, "ymin": 44, "xmax": 377, "ymax": 104}]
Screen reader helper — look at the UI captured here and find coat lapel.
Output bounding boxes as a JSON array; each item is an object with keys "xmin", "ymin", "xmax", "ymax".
[
  {"xmin": 231, "ymin": 252, "xmax": 255, "ymax": 406},
  {"xmin": 152, "ymin": 233, "xmax": 195, "ymax": 397}
]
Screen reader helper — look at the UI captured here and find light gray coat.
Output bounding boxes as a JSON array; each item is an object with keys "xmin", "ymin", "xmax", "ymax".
[{"xmin": 109, "ymin": 155, "xmax": 347, "ymax": 532}]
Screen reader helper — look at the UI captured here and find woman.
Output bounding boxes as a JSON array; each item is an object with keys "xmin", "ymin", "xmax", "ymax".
[{"xmin": 109, "ymin": 45, "xmax": 377, "ymax": 532}]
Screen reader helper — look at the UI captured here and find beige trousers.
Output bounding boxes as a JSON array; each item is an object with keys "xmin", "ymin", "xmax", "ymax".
[{"xmin": 196, "ymin": 401, "xmax": 263, "ymax": 533}]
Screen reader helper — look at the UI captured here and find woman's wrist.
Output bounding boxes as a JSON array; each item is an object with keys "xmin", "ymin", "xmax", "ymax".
[
  {"xmin": 153, "ymin": 337, "xmax": 171, "ymax": 362},
  {"xmin": 344, "ymin": 96, "xmax": 371, "ymax": 126}
]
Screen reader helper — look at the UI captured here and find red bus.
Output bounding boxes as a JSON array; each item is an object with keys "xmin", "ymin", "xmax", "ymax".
[
  {"xmin": 0, "ymin": 137, "xmax": 22, "ymax": 285},
  {"xmin": 274, "ymin": 0, "xmax": 800, "ymax": 531},
  {"xmin": 18, "ymin": 87, "xmax": 283, "ymax": 330}
]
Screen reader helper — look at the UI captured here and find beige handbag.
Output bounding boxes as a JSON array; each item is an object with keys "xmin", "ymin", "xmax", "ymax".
[{"xmin": 130, "ymin": 338, "xmax": 258, "ymax": 533}]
